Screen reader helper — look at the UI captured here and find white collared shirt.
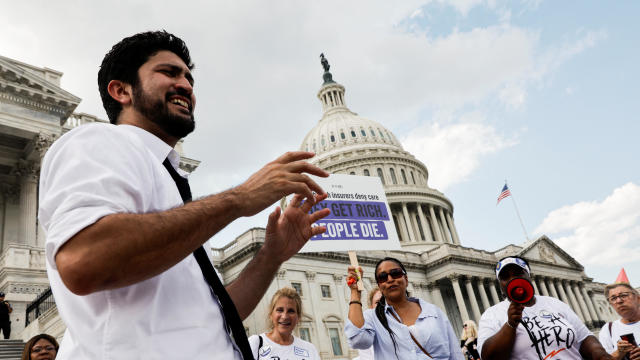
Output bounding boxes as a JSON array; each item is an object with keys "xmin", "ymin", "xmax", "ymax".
[{"xmin": 38, "ymin": 123, "xmax": 242, "ymax": 360}]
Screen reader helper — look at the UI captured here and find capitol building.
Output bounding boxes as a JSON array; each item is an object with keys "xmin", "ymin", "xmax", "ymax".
[{"xmin": 0, "ymin": 53, "xmax": 620, "ymax": 358}]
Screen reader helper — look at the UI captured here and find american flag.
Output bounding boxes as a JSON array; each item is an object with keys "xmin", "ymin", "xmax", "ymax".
[{"xmin": 497, "ymin": 184, "xmax": 511, "ymax": 205}]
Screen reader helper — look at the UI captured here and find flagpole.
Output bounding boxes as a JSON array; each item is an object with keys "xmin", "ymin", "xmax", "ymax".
[{"xmin": 506, "ymin": 180, "xmax": 529, "ymax": 242}]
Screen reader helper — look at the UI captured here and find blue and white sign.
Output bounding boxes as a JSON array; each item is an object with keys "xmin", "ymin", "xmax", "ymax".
[
  {"xmin": 293, "ymin": 346, "xmax": 309, "ymax": 357},
  {"xmin": 299, "ymin": 174, "xmax": 401, "ymax": 253},
  {"xmin": 259, "ymin": 345, "xmax": 271, "ymax": 357}
]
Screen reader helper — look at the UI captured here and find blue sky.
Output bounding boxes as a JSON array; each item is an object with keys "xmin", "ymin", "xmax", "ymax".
[
  {"xmin": 1, "ymin": 0, "xmax": 637, "ymax": 284},
  {"xmin": 403, "ymin": 0, "xmax": 640, "ymax": 284}
]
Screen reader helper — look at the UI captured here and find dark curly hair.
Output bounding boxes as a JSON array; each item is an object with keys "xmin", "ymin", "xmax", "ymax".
[
  {"xmin": 98, "ymin": 30, "xmax": 194, "ymax": 124},
  {"xmin": 22, "ymin": 333, "xmax": 59, "ymax": 360},
  {"xmin": 374, "ymin": 257, "xmax": 409, "ymax": 359}
]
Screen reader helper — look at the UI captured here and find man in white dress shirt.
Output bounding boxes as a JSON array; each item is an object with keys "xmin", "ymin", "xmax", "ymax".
[{"xmin": 38, "ymin": 31, "xmax": 330, "ymax": 359}]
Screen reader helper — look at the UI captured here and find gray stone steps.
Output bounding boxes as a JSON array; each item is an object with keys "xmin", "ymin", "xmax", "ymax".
[{"xmin": 0, "ymin": 339, "xmax": 25, "ymax": 360}]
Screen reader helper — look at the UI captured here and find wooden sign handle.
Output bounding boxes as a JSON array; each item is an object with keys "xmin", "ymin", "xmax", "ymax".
[{"xmin": 348, "ymin": 251, "xmax": 364, "ymax": 291}]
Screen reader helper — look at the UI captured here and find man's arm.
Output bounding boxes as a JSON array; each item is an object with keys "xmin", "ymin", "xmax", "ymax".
[
  {"xmin": 480, "ymin": 302, "xmax": 523, "ymax": 360},
  {"xmin": 579, "ymin": 335, "xmax": 614, "ymax": 360},
  {"xmin": 226, "ymin": 193, "xmax": 330, "ymax": 319},
  {"xmin": 55, "ymin": 151, "xmax": 328, "ymax": 296}
]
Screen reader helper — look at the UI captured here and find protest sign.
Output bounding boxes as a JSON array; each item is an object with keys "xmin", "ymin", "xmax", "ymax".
[{"xmin": 299, "ymin": 174, "xmax": 401, "ymax": 253}]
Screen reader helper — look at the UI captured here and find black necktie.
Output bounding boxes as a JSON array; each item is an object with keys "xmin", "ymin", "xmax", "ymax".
[{"xmin": 162, "ymin": 159, "xmax": 253, "ymax": 360}]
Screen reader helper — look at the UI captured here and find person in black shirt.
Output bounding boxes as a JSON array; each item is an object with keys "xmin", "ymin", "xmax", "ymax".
[{"xmin": 0, "ymin": 292, "xmax": 12, "ymax": 339}]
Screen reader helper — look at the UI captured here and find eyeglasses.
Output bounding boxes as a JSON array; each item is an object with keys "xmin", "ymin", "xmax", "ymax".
[
  {"xmin": 608, "ymin": 292, "xmax": 633, "ymax": 304},
  {"xmin": 376, "ymin": 268, "xmax": 405, "ymax": 284},
  {"xmin": 32, "ymin": 346, "xmax": 56, "ymax": 353}
]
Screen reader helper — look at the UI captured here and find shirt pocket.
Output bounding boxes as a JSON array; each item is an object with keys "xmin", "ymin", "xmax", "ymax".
[{"xmin": 418, "ymin": 316, "xmax": 449, "ymax": 358}]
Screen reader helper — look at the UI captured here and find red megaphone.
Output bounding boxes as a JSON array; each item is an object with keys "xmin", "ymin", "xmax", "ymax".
[{"xmin": 506, "ymin": 277, "xmax": 534, "ymax": 304}]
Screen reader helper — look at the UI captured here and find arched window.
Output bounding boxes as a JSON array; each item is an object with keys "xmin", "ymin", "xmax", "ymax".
[
  {"xmin": 328, "ymin": 328, "xmax": 343, "ymax": 356},
  {"xmin": 299, "ymin": 328, "xmax": 311, "ymax": 343},
  {"xmin": 330, "ymin": 135, "xmax": 335, "ymax": 142},
  {"xmin": 312, "ymin": 141, "xmax": 316, "ymax": 152},
  {"xmin": 411, "ymin": 171, "xmax": 416, "ymax": 184},
  {"xmin": 401, "ymin": 169, "xmax": 407, "ymax": 184},
  {"xmin": 390, "ymin": 168, "xmax": 397, "ymax": 184},
  {"xmin": 361, "ymin": 129, "xmax": 366, "ymax": 136},
  {"xmin": 349, "ymin": 171, "xmax": 355, "ymax": 175},
  {"xmin": 379, "ymin": 130, "xmax": 385, "ymax": 138},
  {"xmin": 363, "ymin": 169, "xmax": 370, "ymax": 176},
  {"xmin": 377, "ymin": 168, "xmax": 385, "ymax": 185},
  {"xmin": 370, "ymin": 129, "xmax": 376, "ymax": 136},
  {"xmin": 340, "ymin": 132, "xmax": 346, "ymax": 140},
  {"xmin": 298, "ymin": 314, "xmax": 314, "ymax": 344},
  {"xmin": 321, "ymin": 137, "xmax": 325, "ymax": 146},
  {"xmin": 323, "ymin": 315, "xmax": 345, "ymax": 356},
  {"xmin": 351, "ymin": 130, "xmax": 356, "ymax": 138}
]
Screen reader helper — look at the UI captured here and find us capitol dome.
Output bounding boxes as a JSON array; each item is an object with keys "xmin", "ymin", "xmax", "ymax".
[
  {"xmin": 300, "ymin": 55, "xmax": 460, "ymax": 252},
  {"xmin": 0, "ymin": 53, "xmax": 612, "ymax": 355}
]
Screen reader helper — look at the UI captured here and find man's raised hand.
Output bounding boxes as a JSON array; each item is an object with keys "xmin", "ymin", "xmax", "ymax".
[
  {"xmin": 262, "ymin": 192, "xmax": 330, "ymax": 264},
  {"xmin": 234, "ymin": 151, "xmax": 328, "ymax": 217}
]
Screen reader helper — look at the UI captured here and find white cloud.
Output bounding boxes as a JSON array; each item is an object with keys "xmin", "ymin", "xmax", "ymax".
[
  {"xmin": 445, "ymin": 0, "xmax": 486, "ymax": 16},
  {"xmin": 410, "ymin": 8, "xmax": 424, "ymax": 19},
  {"xmin": 499, "ymin": 81, "xmax": 527, "ymax": 109},
  {"xmin": 0, "ymin": 0, "xmax": 608, "ymax": 244},
  {"xmin": 535, "ymin": 183, "xmax": 640, "ymax": 266},
  {"xmin": 401, "ymin": 113, "xmax": 518, "ymax": 190}
]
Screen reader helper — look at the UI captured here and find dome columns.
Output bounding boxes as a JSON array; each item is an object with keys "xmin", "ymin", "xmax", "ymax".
[
  {"xmin": 401, "ymin": 203, "xmax": 415, "ymax": 242},
  {"xmin": 445, "ymin": 211, "xmax": 460, "ymax": 245},
  {"xmin": 428, "ymin": 204, "xmax": 444, "ymax": 243},
  {"xmin": 317, "ymin": 83, "xmax": 347, "ymax": 114},
  {"xmin": 306, "ymin": 60, "xmax": 462, "ymax": 251},
  {"xmin": 416, "ymin": 205, "xmax": 431, "ymax": 242},
  {"xmin": 389, "ymin": 202, "xmax": 459, "ymax": 245}
]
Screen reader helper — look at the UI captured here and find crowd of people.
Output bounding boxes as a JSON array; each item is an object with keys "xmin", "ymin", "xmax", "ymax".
[
  {"xmin": 23, "ymin": 29, "xmax": 637, "ymax": 359},
  {"xmin": 14, "ymin": 258, "xmax": 638, "ymax": 360},
  {"xmin": 340, "ymin": 255, "xmax": 636, "ymax": 360}
]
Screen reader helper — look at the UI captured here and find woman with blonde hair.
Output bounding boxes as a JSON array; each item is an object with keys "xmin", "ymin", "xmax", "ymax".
[
  {"xmin": 248, "ymin": 287, "xmax": 320, "ymax": 360},
  {"xmin": 460, "ymin": 320, "xmax": 480, "ymax": 360}
]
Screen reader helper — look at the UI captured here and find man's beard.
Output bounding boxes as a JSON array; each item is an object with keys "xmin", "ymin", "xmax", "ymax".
[{"xmin": 132, "ymin": 85, "xmax": 195, "ymax": 139}]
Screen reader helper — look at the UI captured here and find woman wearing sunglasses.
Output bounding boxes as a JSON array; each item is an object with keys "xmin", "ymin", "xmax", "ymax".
[{"xmin": 344, "ymin": 257, "xmax": 463, "ymax": 360}]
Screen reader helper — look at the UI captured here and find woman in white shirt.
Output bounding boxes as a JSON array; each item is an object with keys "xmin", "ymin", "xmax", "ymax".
[
  {"xmin": 477, "ymin": 256, "xmax": 612, "ymax": 360},
  {"xmin": 598, "ymin": 282, "xmax": 640, "ymax": 359},
  {"xmin": 248, "ymin": 287, "xmax": 320, "ymax": 360}
]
